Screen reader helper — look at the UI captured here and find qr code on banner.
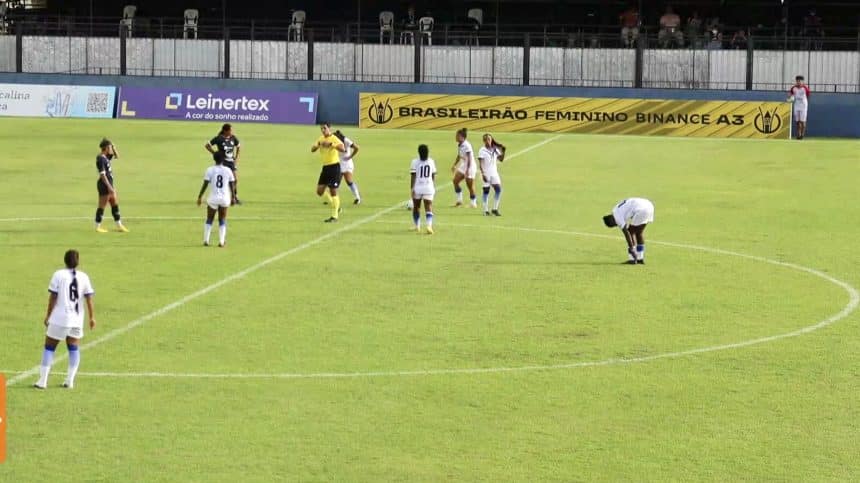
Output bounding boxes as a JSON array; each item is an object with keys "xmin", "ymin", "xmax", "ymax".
[{"xmin": 86, "ymin": 92, "xmax": 110, "ymax": 114}]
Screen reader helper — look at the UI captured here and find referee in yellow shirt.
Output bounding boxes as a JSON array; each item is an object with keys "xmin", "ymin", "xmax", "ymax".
[{"xmin": 311, "ymin": 122, "xmax": 347, "ymax": 222}]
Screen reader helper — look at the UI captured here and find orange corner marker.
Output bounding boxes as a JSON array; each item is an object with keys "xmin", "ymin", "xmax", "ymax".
[{"xmin": 0, "ymin": 373, "xmax": 6, "ymax": 463}]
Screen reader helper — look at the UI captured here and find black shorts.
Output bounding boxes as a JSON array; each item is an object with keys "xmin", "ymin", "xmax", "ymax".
[
  {"xmin": 97, "ymin": 178, "xmax": 114, "ymax": 196},
  {"xmin": 223, "ymin": 160, "xmax": 236, "ymax": 171},
  {"xmin": 317, "ymin": 164, "xmax": 341, "ymax": 188}
]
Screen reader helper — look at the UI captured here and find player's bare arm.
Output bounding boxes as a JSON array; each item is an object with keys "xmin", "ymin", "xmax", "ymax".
[
  {"xmin": 234, "ymin": 146, "xmax": 240, "ymax": 164},
  {"xmin": 311, "ymin": 142, "xmax": 321, "ymax": 152},
  {"xmin": 335, "ymin": 143, "xmax": 346, "ymax": 153},
  {"xmin": 205, "ymin": 142, "xmax": 216, "ymax": 154},
  {"xmin": 410, "ymin": 172, "xmax": 417, "ymax": 198},
  {"xmin": 197, "ymin": 180, "xmax": 210, "ymax": 206},
  {"xmin": 44, "ymin": 292, "xmax": 58, "ymax": 326},
  {"xmin": 347, "ymin": 143, "xmax": 359, "ymax": 161},
  {"xmin": 110, "ymin": 144, "xmax": 120, "ymax": 158},
  {"xmin": 230, "ymin": 181, "xmax": 237, "ymax": 203},
  {"xmin": 99, "ymin": 171, "xmax": 115, "ymax": 194},
  {"xmin": 85, "ymin": 294, "xmax": 96, "ymax": 330}
]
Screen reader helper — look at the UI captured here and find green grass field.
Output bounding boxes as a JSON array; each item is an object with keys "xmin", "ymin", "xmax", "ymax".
[{"xmin": 1, "ymin": 118, "xmax": 859, "ymax": 481}]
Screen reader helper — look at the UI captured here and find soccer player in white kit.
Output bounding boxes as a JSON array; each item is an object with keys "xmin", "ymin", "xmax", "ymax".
[
  {"xmin": 602, "ymin": 197, "xmax": 655, "ymax": 264},
  {"xmin": 788, "ymin": 75, "xmax": 810, "ymax": 140},
  {"xmin": 34, "ymin": 249, "xmax": 96, "ymax": 389},
  {"xmin": 334, "ymin": 130, "xmax": 362, "ymax": 205},
  {"xmin": 451, "ymin": 128, "xmax": 477, "ymax": 208},
  {"xmin": 411, "ymin": 144, "xmax": 437, "ymax": 234},
  {"xmin": 197, "ymin": 151, "xmax": 236, "ymax": 247},
  {"xmin": 477, "ymin": 133, "xmax": 506, "ymax": 216}
]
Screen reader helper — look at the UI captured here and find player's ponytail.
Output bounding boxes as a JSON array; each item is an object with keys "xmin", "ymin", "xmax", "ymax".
[
  {"xmin": 334, "ymin": 130, "xmax": 345, "ymax": 143},
  {"xmin": 219, "ymin": 123, "xmax": 232, "ymax": 136}
]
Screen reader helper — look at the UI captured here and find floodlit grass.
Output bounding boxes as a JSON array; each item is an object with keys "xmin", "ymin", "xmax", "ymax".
[{"xmin": 1, "ymin": 118, "xmax": 858, "ymax": 481}]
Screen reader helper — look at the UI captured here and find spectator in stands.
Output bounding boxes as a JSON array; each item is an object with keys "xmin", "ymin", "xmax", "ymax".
[
  {"xmin": 658, "ymin": 5, "xmax": 683, "ymax": 48},
  {"xmin": 402, "ymin": 4, "xmax": 417, "ymax": 31},
  {"xmin": 619, "ymin": 4, "xmax": 639, "ymax": 48},
  {"xmin": 706, "ymin": 22, "xmax": 723, "ymax": 50},
  {"xmin": 685, "ymin": 11, "xmax": 703, "ymax": 48},
  {"xmin": 730, "ymin": 29, "xmax": 748, "ymax": 49},
  {"xmin": 802, "ymin": 9, "xmax": 824, "ymax": 50}
]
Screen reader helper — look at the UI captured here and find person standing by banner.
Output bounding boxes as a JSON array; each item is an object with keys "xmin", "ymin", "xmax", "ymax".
[{"xmin": 788, "ymin": 75, "xmax": 811, "ymax": 140}]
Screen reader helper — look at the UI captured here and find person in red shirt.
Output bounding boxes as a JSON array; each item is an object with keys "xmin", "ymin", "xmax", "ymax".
[{"xmin": 619, "ymin": 5, "xmax": 639, "ymax": 48}]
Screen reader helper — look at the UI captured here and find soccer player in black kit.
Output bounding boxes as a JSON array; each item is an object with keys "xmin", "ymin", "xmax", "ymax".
[
  {"xmin": 205, "ymin": 123, "xmax": 242, "ymax": 204},
  {"xmin": 95, "ymin": 138, "xmax": 129, "ymax": 233}
]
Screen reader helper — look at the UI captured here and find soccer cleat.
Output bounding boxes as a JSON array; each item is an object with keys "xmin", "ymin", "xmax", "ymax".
[
  {"xmin": 453, "ymin": 201, "xmax": 463, "ymax": 207},
  {"xmin": 354, "ymin": 198, "xmax": 361, "ymax": 205},
  {"xmin": 625, "ymin": 260, "xmax": 637, "ymax": 265},
  {"xmin": 95, "ymin": 225, "xmax": 108, "ymax": 233},
  {"xmin": 492, "ymin": 210, "xmax": 501, "ymax": 217},
  {"xmin": 203, "ymin": 242, "xmax": 209, "ymax": 247},
  {"xmin": 33, "ymin": 383, "xmax": 46, "ymax": 390},
  {"xmin": 117, "ymin": 224, "xmax": 130, "ymax": 233},
  {"xmin": 324, "ymin": 217, "xmax": 339, "ymax": 223},
  {"xmin": 62, "ymin": 381, "xmax": 73, "ymax": 389},
  {"xmin": 426, "ymin": 226, "xmax": 434, "ymax": 235},
  {"xmin": 218, "ymin": 243, "xmax": 225, "ymax": 248},
  {"xmin": 484, "ymin": 211, "xmax": 491, "ymax": 216},
  {"xmin": 469, "ymin": 202, "xmax": 478, "ymax": 208},
  {"xmin": 636, "ymin": 259, "xmax": 645, "ymax": 265},
  {"xmin": 234, "ymin": 198, "xmax": 243, "ymax": 205}
]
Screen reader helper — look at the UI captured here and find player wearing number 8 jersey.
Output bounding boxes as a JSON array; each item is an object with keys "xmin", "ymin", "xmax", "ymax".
[
  {"xmin": 34, "ymin": 249, "xmax": 96, "ymax": 390},
  {"xmin": 197, "ymin": 152, "xmax": 236, "ymax": 247}
]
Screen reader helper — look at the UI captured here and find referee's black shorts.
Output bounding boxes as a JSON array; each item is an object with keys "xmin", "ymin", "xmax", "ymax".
[{"xmin": 317, "ymin": 163, "xmax": 341, "ymax": 188}]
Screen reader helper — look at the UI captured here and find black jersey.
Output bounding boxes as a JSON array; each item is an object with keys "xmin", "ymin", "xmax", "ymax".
[
  {"xmin": 209, "ymin": 135, "xmax": 240, "ymax": 163},
  {"xmin": 96, "ymin": 153, "xmax": 113, "ymax": 180}
]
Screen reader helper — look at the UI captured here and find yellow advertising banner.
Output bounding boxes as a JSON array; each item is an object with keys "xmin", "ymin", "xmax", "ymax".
[{"xmin": 359, "ymin": 93, "xmax": 791, "ymax": 139}]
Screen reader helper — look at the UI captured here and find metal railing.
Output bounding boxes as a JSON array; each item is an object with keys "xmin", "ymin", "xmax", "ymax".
[{"xmin": 2, "ymin": 22, "xmax": 859, "ymax": 92}]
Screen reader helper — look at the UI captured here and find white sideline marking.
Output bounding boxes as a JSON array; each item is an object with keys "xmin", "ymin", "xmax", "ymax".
[
  {"xmin": 5, "ymin": 223, "xmax": 857, "ymax": 382},
  {"xmin": 0, "ymin": 216, "xmax": 273, "ymax": 223},
  {"xmin": 5, "ymin": 135, "xmax": 560, "ymax": 387}
]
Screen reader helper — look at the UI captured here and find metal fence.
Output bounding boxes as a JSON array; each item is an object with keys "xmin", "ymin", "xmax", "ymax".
[{"xmin": 2, "ymin": 28, "xmax": 859, "ymax": 92}]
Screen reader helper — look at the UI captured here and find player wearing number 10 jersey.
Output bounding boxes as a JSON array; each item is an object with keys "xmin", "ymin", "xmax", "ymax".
[
  {"xmin": 411, "ymin": 144, "xmax": 437, "ymax": 234},
  {"xmin": 197, "ymin": 152, "xmax": 236, "ymax": 247},
  {"xmin": 34, "ymin": 249, "xmax": 96, "ymax": 390}
]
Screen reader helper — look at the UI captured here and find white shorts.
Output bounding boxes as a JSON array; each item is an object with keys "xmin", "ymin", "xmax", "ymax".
[
  {"xmin": 46, "ymin": 324, "xmax": 83, "ymax": 340},
  {"xmin": 482, "ymin": 173, "xmax": 501, "ymax": 187},
  {"xmin": 208, "ymin": 198, "xmax": 231, "ymax": 209},
  {"xmin": 794, "ymin": 107, "xmax": 808, "ymax": 123},
  {"xmin": 456, "ymin": 162, "xmax": 477, "ymax": 179},
  {"xmin": 630, "ymin": 201, "xmax": 655, "ymax": 227},
  {"xmin": 339, "ymin": 160, "xmax": 355, "ymax": 174},
  {"xmin": 413, "ymin": 190, "xmax": 435, "ymax": 201}
]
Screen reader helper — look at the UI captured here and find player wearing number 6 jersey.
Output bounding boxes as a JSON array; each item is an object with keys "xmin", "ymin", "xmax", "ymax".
[
  {"xmin": 197, "ymin": 152, "xmax": 235, "ymax": 247},
  {"xmin": 411, "ymin": 144, "xmax": 437, "ymax": 234},
  {"xmin": 602, "ymin": 197, "xmax": 655, "ymax": 264},
  {"xmin": 34, "ymin": 249, "xmax": 96, "ymax": 390}
]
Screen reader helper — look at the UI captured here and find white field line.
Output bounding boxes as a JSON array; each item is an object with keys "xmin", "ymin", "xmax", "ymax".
[
  {"xmin": 4, "ymin": 136, "xmax": 560, "ymax": 387},
  {"xmin": 0, "ymin": 216, "xmax": 273, "ymax": 222},
  {"xmin": 4, "ymin": 223, "xmax": 857, "ymax": 382}
]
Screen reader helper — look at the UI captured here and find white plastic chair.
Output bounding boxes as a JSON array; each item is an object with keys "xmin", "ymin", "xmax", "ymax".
[
  {"xmin": 379, "ymin": 11, "xmax": 394, "ymax": 44},
  {"xmin": 120, "ymin": 5, "xmax": 136, "ymax": 38},
  {"xmin": 419, "ymin": 16, "xmax": 434, "ymax": 46},
  {"xmin": 288, "ymin": 10, "xmax": 306, "ymax": 42},
  {"xmin": 467, "ymin": 8, "xmax": 483, "ymax": 45},
  {"xmin": 183, "ymin": 9, "xmax": 199, "ymax": 39}
]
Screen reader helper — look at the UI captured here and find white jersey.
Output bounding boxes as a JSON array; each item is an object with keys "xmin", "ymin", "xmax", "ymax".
[
  {"xmin": 204, "ymin": 165, "xmax": 235, "ymax": 205},
  {"xmin": 47, "ymin": 269, "xmax": 94, "ymax": 328},
  {"xmin": 411, "ymin": 157, "xmax": 437, "ymax": 194},
  {"xmin": 338, "ymin": 137, "xmax": 354, "ymax": 163},
  {"xmin": 477, "ymin": 145, "xmax": 502, "ymax": 177},
  {"xmin": 789, "ymin": 85, "xmax": 810, "ymax": 108},
  {"xmin": 612, "ymin": 197, "xmax": 655, "ymax": 229}
]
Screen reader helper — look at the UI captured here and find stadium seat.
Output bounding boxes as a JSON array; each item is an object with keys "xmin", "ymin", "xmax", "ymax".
[
  {"xmin": 183, "ymin": 9, "xmax": 199, "ymax": 39},
  {"xmin": 119, "ymin": 5, "xmax": 136, "ymax": 38},
  {"xmin": 468, "ymin": 8, "xmax": 483, "ymax": 46},
  {"xmin": 288, "ymin": 10, "xmax": 306, "ymax": 42},
  {"xmin": 379, "ymin": 11, "xmax": 394, "ymax": 44},
  {"xmin": 419, "ymin": 16, "xmax": 434, "ymax": 46}
]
